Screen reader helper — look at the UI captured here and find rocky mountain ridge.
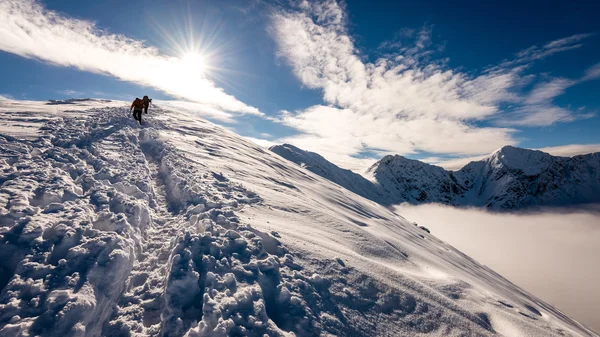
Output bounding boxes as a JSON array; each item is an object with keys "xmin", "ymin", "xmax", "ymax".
[{"xmin": 271, "ymin": 144, "xmax": 600, "ymax": 210}]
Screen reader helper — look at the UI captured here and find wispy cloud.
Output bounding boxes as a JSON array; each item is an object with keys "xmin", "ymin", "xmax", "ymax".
[
  {"xmin": 496, "ymin": 74, "xmax": 598, "ymax": 126},
  {"xmin": 422, "ymin": 154, "xmax": 490, "ymax": 171},
  {"xmin": 425, "ymin": 143, "xmax": 600, "ymax": 170},
  {"xmin": 154, "ymin": 100, "xmax": 238, "ymax": 123},
  {"xmin": 525, "ymin": 78, "xmax": 575, "ymax": 105},
  {"xmin": 269, "ymin": 0, "xmax": 596, "ymax": 170},
  {"xmin": 583, "ymin": 62, "xmax": 600, "ymax": 80},
  {"xmin": 243, "ymin": 136, "xmax": 277, "ymax": 148},
  {"xmin": 0, "ymin": 0, "xmax": 261, "ymax": 119},
  {"xmin": 535, "ymin": 143, "xmax": 600, "ymax": 157},
  {"xmin": 496, "ymin": 33, "xmax": 593, "ymax": 70},
  {"xmin": 59, "ymin": 89, "xmax": 84, "ymax": 96}
]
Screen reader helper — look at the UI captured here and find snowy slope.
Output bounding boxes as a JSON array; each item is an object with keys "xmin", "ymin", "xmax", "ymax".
[
  {"xmin": 0, "ymin": 98, "xmax": 126, "ymax": 138},
  {"xmin": 269, "ymin": 144, "xmax": 387, "ymax": 204},
  {"xmin": 272, "ymin": 144, "xmax": 600, "ymax": 210},
  {"xmin": 0, "ymin": 100, "xmax": 597, "ymax": 336}
]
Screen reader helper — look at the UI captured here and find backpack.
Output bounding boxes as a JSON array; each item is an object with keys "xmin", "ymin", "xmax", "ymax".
[{"xmin": 132, "ymin": 99, "xmax": 144, "ymax": 109}]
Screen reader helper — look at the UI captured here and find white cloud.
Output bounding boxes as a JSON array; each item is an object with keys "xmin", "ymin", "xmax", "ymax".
[
  {"xmin": 495, "ymin": 77, "xmax": 595, "ymax": 126},
  {"xmin": 525, "ymin": 78, "xmax": 574, "ymax": 105},
  {"xmin": 422, "ymin": 154, "xmax": 490, "ymax": 171},
  {"xmin": 543, "ymin": 33, "xmax": 592, "ymax": 49},
  {"xmin": 269, "ymin": 1, "xmax": 595, "ymax": 170},
  {"xmin": 318, "ymin": 155, "xmax": 376, "ymax": 174},
  {"xmin": 0, "ymin": 0, "xmax": 261, "ymax": 119},
  {"xmin": 278, "ymin": 105, "xmax": 516, "ymax": 156},
  {"xmin": 155, "ymin": 100, "xmax": 237, "ymax": 123},
  {"xmin": 60, "ymin": 89, "xmax": 84, "ymax": 96},
  {"xmin": 243, "ymin": 137, "xmax": 277, "ymax": 148},
  {"xmin": 499, "ymin": 105, "xmax": 579, "ymax": 126},
  {"xmin": 535, "ymin": 144, "xmax": 600, "ymax": 157},
  {"xmin": 583, "ymin": 62, "xmax": 600, "ymax": 80},
  {"xmin": 423, "ymin": 143, "xmax": 600, "ymax": 170},
  {"xmin": 395, "ymin": 203, "xmax": 600, "ymax": 332},
  {"xmin": 497, "ymin": 33, "xmax": 593, "ymax": 70}
]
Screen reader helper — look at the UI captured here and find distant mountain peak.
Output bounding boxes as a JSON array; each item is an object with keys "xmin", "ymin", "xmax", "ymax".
[
  {"xmin": 270, "ymin": 143, "xmax": 302, "ymax": 152},
  {"xmin": 493, "ymin": 145, "xmax": 544, "ymax": 158},
  {"xmin": 486, "ymin": 145, "xmax": 554, "ymax": 176},
  {"xmin": 271, "ymin": 143, "xmax": 600, "ymax": 210},
  {"xmin": 368, "ymin": 154, "xmax": 443, "ymax": 174}
]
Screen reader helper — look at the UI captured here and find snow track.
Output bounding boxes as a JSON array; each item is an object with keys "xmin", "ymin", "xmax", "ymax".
[
  {"xmin": 0, "ymin": 109, "xmax": 270, "ymax": 336},
  {"xmin": 0, "ymin": 109, "xmax": 358, "ymax": 337},
  {"xmin": 103, "ymin": 132, "xmax": 181, "ymax": 336},
  {"xmin": 0, "ymin": 104, "xmax": 596, "ymax": 337}
]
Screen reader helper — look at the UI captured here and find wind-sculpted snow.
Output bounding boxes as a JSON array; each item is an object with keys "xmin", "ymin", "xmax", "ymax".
[
  {"xmin": 0, "ymin": 103, "xmax": 597, "ymax": 336},
  {"xmin": 272, "ymin": 144, "xmax": 600, "ymax": 210},
  {"xmin": 269, "ymin": 144, "xmax": 386, "ymax": 204}
]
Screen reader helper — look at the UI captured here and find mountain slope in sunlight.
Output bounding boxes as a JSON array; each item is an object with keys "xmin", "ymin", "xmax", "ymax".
[
  {"xmin": 272, "ymin": 143, "xmax": 600, "ymax": 210},
  {"xmin": 0, "ymin": 99, "xmax": 597, "ymax": 337},
  {"xmin": 270, "ymin": 144, "xmax": 387, "ymax": 204},
  {"xmin": 456, "ymin": 146, "xmax": 600, "ymax": 208}
]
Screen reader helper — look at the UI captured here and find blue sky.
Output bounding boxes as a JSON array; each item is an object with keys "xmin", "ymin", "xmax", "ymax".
[{"xmin": 0, "ymin": 0, "xmax": 599, "ymax": 171}]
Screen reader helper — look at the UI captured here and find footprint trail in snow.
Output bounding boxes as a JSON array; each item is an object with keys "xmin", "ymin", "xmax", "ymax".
[{"xmin": 0, "ymin": 109, "xmax": 320, "ymax": 336}]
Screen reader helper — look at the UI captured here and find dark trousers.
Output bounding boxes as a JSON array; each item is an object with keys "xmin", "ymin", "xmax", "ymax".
[
  {"xmin": 133, "ymin": 109, "xmax": 143, "ymax": 124},
  {"xmin": 144, "ymin": 106, "xmax": 149, "ymax": 114}
]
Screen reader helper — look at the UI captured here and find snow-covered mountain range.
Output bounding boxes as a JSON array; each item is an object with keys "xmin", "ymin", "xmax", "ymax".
[
  {"xmin": 0, "ymin": 98, "xmax": 597, "ymax": 336},
  {"xmin": 271, "ymin": 144, "xmax": 600, "ymax": 210}
]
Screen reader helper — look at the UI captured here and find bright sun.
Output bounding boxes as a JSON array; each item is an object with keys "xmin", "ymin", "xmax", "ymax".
[{"xmin": 181, "ymin": 52, "xmax": 206, "ymax": 76}]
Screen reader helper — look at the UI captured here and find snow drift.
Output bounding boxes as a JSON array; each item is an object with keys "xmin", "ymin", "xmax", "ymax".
[{"xmin": 0, "ymin": 100, "xmax": 597, "ymax": 336}]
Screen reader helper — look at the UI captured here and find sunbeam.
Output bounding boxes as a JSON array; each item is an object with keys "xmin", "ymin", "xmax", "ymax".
[{"xmin": 181, "ymin": 52, "xmax": 207, "ymax": 77}]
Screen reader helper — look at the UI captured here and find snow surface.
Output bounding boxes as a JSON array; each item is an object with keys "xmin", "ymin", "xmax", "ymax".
[
  {"xmin": 269, "ymin": 144, "xmax": 386, "ymax": 204},
  {"xmin": 0, "ymin": 98, "xmax": 125, "ymax": 139},
  {"xmin": 272, "ymin": 143, "xmax": 600, "ymax": 210},
  {"xmin": 0, "ymin": 99, "xmax": 597, "ymax": 336}
]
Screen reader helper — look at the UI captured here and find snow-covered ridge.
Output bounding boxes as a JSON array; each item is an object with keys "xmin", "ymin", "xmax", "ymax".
[
  {"xmin": 269, "ymin": 144, "xmax": 386, "ymax": 204},
  {"xmin": 46, "ymin": 98, "xmax": 114, "ymax": 105},
  {"xmin": 367, "ymin": 154, "xmax": 463, "ymax": 205},
  {"xmin": 0, "ymin": 101, "xmax": 597, "ymax": 336},
  {"xmin": 272, "ymin": 144, "xmax": 600, "ymax": 210},
  {"xmin": 456, "ymin": 146, "xmax": 600, "ymax": 208}
]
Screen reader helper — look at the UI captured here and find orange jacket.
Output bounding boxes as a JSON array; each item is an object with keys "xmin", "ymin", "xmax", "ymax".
[{"xmin": 131, "ymin": 99, "xmax": 144, "ymax": 110}]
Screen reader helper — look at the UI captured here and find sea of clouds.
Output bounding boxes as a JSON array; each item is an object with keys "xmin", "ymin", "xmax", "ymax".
[{"xmin": 395, "ymin": 203, "xmax": 600, "ymax": 332}]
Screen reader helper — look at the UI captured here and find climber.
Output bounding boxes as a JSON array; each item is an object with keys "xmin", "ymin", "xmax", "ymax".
[
  {"xmin": 142, "ymin": 95, "xmax": 152, "ymax": 114},
  {"xmin": 130, "ymin": 97, "xmax": 144, "ymax": 125}
]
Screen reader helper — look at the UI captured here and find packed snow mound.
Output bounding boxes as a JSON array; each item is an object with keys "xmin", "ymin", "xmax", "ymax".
[
  {"xmin": 0, "ymin": 101, "xmax": 597, "ymax": 336},
  {"xmin": 272, "ymin": 144, "xmax": 600, "ymax": 210}
]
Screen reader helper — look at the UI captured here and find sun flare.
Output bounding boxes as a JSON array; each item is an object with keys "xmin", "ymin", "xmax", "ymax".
[{"xmin": 181, "ymin": 52, "xmax": 207, "ymax": 76}]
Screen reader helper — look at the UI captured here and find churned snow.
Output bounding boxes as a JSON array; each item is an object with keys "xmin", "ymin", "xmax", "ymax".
[{"xmin": 0, "ymin": 99, "xmax": 597, "ymax": 336}]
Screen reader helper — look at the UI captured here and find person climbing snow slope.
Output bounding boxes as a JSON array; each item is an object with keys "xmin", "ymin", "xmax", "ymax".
[
  {"xmin": 142, "ymin": 95, "xmax": 152, "ymax": 114},
  {"xmin": 130, "ymin": 97, "xmax": 144, "ymax": 125}
]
